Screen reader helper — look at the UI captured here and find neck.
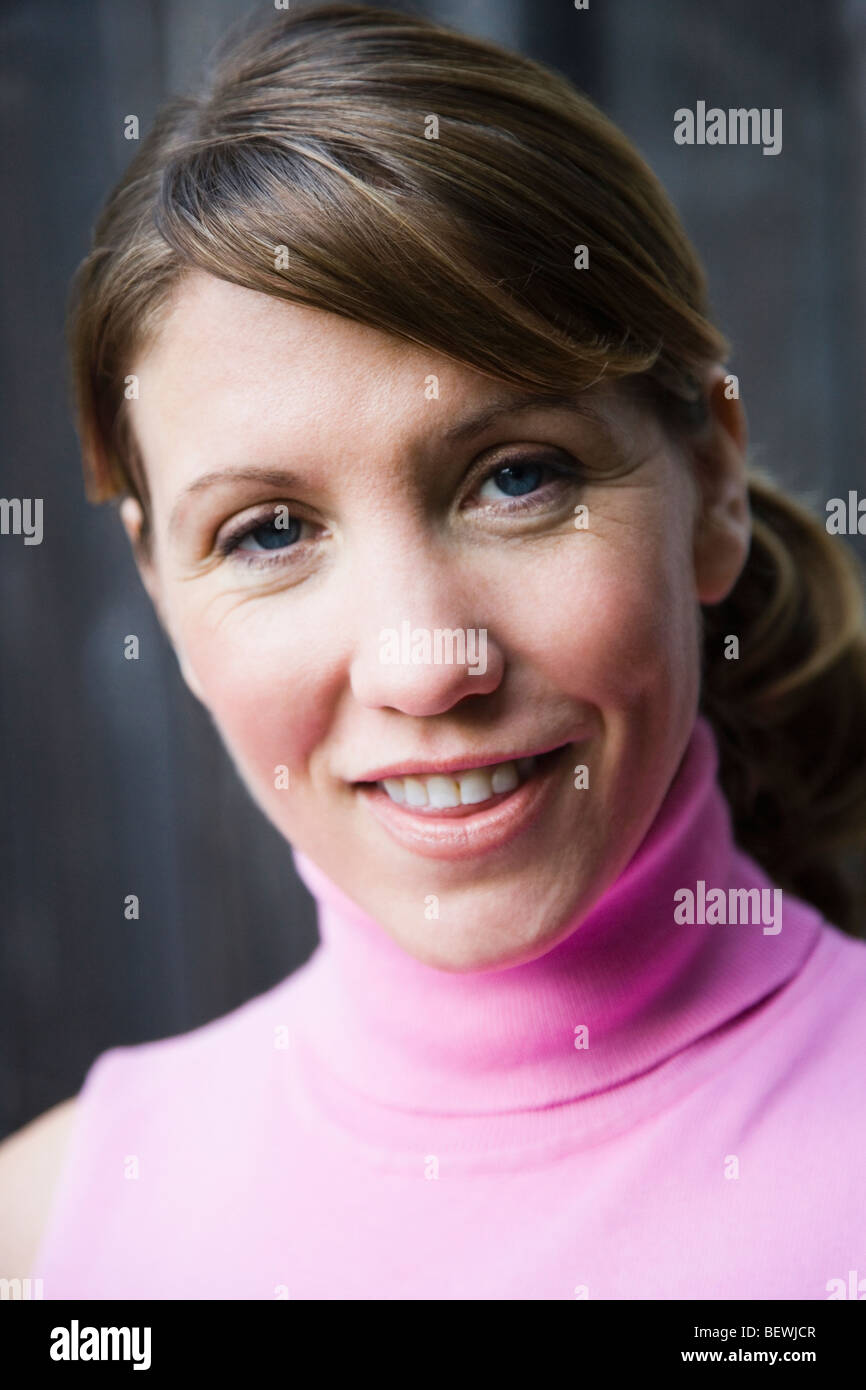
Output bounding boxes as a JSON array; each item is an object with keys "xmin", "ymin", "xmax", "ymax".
[{"xmin": 291, "ymin": 717, "xmax": 821, "ymax": 1115}]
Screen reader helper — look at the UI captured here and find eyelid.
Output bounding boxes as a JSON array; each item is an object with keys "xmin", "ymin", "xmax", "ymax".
[
  {"xmin": 216, "ymin": 502, "xmax": 302, "ymax": 550},
  {"xmin": 466, "ymin": 451, "xmax": 583, "ymax": 509},
  {"xmin": 211, "ymin": 451, "xmax": 582, "ymax": 564}
]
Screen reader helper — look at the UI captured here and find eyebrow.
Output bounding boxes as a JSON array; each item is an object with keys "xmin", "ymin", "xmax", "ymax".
[
  {"xmin": 168, "ymin": 389, "xmax": 605, "ymax": 536},
  {"xmin": 169, "ymin": 467, "xmax": 308, "ymax": 538},
  {"xmin": 441, "ymin": 389, "xmax": 604, "ymax": 442}
]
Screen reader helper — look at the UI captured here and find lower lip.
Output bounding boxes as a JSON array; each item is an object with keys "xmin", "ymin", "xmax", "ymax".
[{"xmin": 355, "ymin": 746, "xmax": 572, "ymax": 861}]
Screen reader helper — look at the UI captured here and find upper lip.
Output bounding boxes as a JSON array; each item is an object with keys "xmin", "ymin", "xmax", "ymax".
[{"xmin": 351, "ymin": 740, "xmax": 572, "ymax": 783}]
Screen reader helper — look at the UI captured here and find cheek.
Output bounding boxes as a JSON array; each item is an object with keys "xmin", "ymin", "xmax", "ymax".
[
  {"xmin": 506, "ymin": 526, "xmax": 700, "ymax": 710},
  {"xmin": 165, "ymin": 489, "xmax": 701, "ymax": 790},
  {"xmin": 174, "ymin": 601, "xmax": 334, "ymax": 786}
]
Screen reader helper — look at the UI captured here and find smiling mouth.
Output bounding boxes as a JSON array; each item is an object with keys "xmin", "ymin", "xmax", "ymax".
[{"xmin": 355, "ymin": 744, "xmax": 570, "ymax": 818}]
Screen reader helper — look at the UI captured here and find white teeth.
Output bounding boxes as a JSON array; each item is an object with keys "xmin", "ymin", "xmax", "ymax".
[
  {"xmin": 404, "ymin": 777, "xmax": 428, "ymax": 807},
  {"xmin": 380, "ymin": 755, "xmax": 537, "ymax": 809},
  {"xmin": 426, "ymin": 776, "xmax": 460, "ymax": 809},
  {"xmin": 491, "ymin": 761, "xmax": 519, "ymax": 794},
  {"xmin": 457, "ymin": 770, "xmax": 494, "ymax": 805}
]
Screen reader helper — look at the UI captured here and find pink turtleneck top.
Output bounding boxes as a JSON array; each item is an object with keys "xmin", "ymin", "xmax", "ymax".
[{"xmin": 32, "ymin": 719, "xmax": 866, "ymax": 1299}]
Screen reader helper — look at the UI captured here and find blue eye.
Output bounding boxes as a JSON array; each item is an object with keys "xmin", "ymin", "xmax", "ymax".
[
  {"xmin": 234, "ymin": 514, "xmax": 302, "ymax": 552},
  {"xmin": 492, "ymin": 463, "xmax": 543, "ymax": 496},
  {"xmin": 477, "ymin": 459, "xmax": 560, "ymax": 504}
]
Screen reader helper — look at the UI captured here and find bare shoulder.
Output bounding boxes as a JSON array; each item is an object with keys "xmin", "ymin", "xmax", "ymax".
[{"xmin": 0, "ymin": 1096, "xmax": 78, "ymax": 1276}]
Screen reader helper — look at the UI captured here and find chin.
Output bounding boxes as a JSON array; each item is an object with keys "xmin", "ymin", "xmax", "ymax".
[{"xmin": 376, "ymin": 885, "xmax": 582, "ymax": 974}]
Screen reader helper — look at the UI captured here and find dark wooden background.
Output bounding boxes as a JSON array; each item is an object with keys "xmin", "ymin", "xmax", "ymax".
[{"xmin": 2, "ymin": 0, "xmax": 865, "ymax": 1138}]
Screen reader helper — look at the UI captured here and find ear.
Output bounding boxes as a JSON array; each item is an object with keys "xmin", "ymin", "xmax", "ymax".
[
  {"xmin": 119, "ymin": 497, "xmax": 206, "ymax": 703},
  {"xmin": 689, "ymin": 366, "xmax": 751, "ymax": 605},
  {"xmin": 119, "ymin": 497, "xmax": 160, "ymax": 609}
]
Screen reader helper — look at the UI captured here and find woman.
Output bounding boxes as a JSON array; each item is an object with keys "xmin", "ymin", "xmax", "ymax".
[{"xmin": 2, "ymin": 2, "xmax": 865, "ymax": 1299}]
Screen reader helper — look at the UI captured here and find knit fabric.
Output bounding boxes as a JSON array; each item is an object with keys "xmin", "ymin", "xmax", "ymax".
[{"xmin": 33, "ymin": 718, "xmax": 866, "ymax": 1299}]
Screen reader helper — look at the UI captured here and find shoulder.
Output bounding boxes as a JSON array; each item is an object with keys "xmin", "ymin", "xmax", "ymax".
[
  {"xmin": 0, "ymin": 1095, "xmax": 79, "ymax": 1277},
  {"xmin": 94, "ymin": 968, "xmax": 312, "ymax": 1101},
  {"xmin": 740, "ymin": 920, "xmax": 866, "ymax": 1126},
  {"xmin": 0, "ymin": 969, "xmax": 310, "ymax": 1278},
  {"xmin": 773, "ymin": 919, "xmax": 866, "ymax": 1051},
  {"xmin": 811, "ymin": 923, "xmax": 866, "ymax": 1059},
  {"xmin": 806, "ymin": 919, "xmax": 866, "ymax": 1014}
]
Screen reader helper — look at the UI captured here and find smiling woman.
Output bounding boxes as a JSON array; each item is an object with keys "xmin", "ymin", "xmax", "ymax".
[{"xmin": 3, "ymin": 0, "xmax": 866, "ymax": 1302}]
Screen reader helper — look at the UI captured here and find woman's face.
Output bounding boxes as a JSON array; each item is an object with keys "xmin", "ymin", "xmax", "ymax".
[{"xmin": 126, "ymin": 270, "xmax": 748, "ymax": 971}]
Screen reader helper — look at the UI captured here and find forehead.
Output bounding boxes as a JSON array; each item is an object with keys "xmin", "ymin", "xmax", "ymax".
[
  {"xmin": 128, "ymin": 273, "xmax": 507, "ymax": 507},
  {"xmin": 130, "ymin": 269, "xmax": 479, "ymax": 434},
  {"xmin": 127, "ymin": 270, "xmax": 646, "ymax": 513}
]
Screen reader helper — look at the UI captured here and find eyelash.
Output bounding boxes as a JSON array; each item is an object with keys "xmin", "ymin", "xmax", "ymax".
[
  {"xmin": 216, "ymin": 454, "xmax": 582, "ymax": 567},
  {"xmin": 216, "ymin": 512, "xmax": 313, "ymax": 567},
  {"xmin": 473, "ymin": 455, "xmax": 579, "ymax": 514}
]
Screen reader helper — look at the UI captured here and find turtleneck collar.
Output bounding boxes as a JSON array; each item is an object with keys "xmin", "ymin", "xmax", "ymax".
[{"xmin": 290, "ymin": 717, "xmax": 822, "ymax": 1119}]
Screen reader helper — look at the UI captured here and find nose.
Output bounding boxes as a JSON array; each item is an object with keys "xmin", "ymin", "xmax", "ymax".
[{"xmin": 348, "ymin": 545, "xmax": 504, "ymax": 716}]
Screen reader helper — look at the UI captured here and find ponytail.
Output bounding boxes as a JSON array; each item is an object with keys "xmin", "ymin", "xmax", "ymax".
[{"xmin": 701, "ymin": 472, "xmax": 866, "ymax": 936}]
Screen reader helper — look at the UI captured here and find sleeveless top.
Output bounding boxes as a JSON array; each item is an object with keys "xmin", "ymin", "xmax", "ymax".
[{"xmin": 32, "ymin": 718, "xmax": 866, "ymax": 1298}]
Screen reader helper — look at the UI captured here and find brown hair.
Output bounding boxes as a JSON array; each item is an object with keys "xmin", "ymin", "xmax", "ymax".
[{"xmin": 67, "ymin": 2, "xmax": 866, "ymax": 934}]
